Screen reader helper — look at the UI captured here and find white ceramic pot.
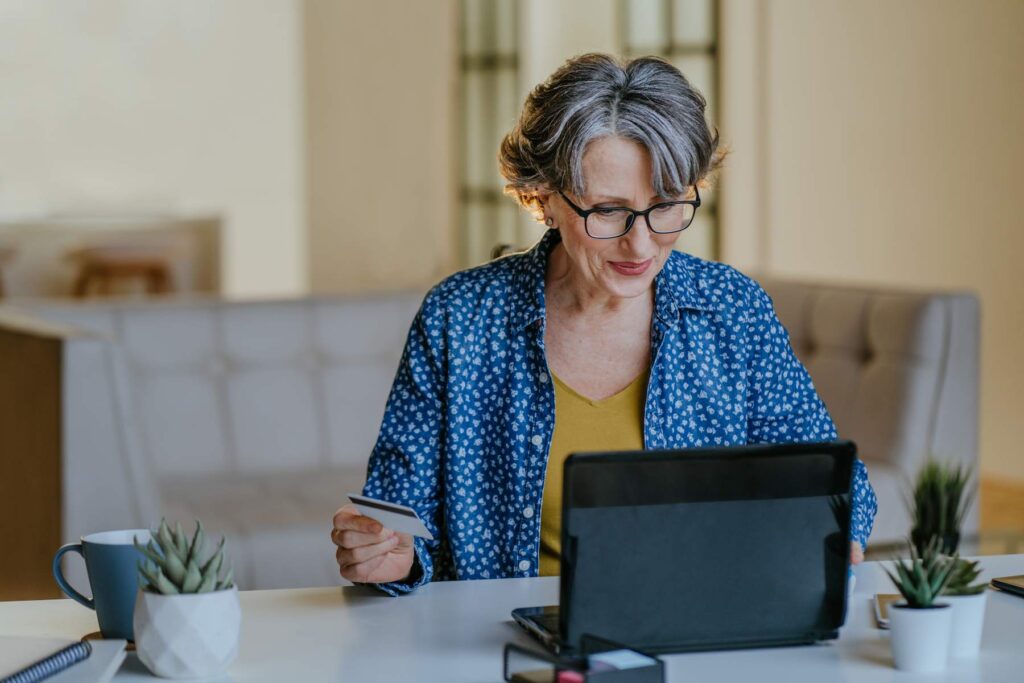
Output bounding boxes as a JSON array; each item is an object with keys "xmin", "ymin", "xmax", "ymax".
[
  {"xmin": 889, "ymin": 602, "xmax": 952, "ymax": 673},
  {"xmin": 944, "ymin": 591, "xmax": 987, "ymax": 658},
  {"xmin": 134, "ymin": 587, "xmax": 241, "ymax": 679}
]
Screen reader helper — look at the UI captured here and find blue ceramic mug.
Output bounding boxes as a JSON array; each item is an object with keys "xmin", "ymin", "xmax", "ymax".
[{"xmin": 52, "ymin": 529, "xmax": 151, "ymax": 641}]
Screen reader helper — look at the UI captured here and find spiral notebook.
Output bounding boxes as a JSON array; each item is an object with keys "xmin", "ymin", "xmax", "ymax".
[{"xmin": 0, "ymin": 637, "xmax": 126, "ymax": 683}]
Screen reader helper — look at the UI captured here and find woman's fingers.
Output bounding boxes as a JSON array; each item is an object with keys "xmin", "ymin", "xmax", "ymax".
[
  {"xmin": 336, "ymin": 534, "xmax": 400, "ymax": 568},
  {"xmin": 333, "ymin": 504, "xmax": 383, "ymax": 534},
  {"xmin": 332, "ymin": 503, "xmax": 417, "ymax": 583},
  {"xmin": 332, "ymin": 504, "xmax": 397, "ymax": 549},
  {"xmin": 850, "ymin": 541, "xmax": 864, "ymax": 565},
  {"xmin": 340, "ymin": 553, "xmax": 388, "ymax": 583},
  {"xmin": 332, "ymin": 526, "xmax": 393, "ymax": 549}
]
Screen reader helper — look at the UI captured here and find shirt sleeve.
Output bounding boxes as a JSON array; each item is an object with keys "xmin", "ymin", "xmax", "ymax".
[
  {"xmin": 744, "ymin": 283, "xmax": 878, "ymax": 549},
  {"xmin": 360, "ymin": 292, "xmax": 447, "ymax": 596}
]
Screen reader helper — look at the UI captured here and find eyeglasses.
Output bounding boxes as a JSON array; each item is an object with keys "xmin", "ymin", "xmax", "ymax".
[{"xmin": 558, "ymin": 187, "xmax": 701, "ymax": 239}]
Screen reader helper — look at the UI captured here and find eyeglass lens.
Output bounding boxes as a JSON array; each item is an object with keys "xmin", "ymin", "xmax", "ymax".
[{"xmin": 586, "ymin": 203, "xmax": 696, "ymax": 238}]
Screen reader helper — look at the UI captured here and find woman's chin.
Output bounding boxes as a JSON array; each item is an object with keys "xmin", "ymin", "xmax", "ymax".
[{"xmin": 601, "ymin": 273, "xmax": 657, "ymax": 299}]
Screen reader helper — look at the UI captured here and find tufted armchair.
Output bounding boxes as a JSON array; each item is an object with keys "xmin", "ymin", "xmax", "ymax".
[
  {"xmin": 0, "ymin": 294, "xmax": 421, "ymax": 599},
  {"xmin": 759, "ymin": 278, "xmax": 981, "ymax": 545}
]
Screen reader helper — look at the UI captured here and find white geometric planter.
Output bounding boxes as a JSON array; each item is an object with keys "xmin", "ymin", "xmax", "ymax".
[
  {"xmin": 134, "ymin": 587, "xmax": 241, "ymax": 679},
  {"xmin": 889, "ymin": 603, "xmax": 952, "ymax": 673},
  {"xmin": 945, "ymin": 591, "xmax": 987, "ymax": 658}
]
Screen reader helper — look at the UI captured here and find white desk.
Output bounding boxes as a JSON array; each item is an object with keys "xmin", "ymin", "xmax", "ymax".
[{"xmin": 2, "ymin": 555, "xmax": 1022, "ymax": 682}]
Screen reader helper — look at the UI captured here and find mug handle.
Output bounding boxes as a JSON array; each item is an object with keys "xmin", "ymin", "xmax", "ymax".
[{"xmin": 52, "ymin": 543, "xmax": 95, "ymax": 610}]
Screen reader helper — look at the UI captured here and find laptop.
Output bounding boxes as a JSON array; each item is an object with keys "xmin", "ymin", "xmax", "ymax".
[{"xmin": 512, "ymin": 440, "xmax": 856, "ymax": 654}]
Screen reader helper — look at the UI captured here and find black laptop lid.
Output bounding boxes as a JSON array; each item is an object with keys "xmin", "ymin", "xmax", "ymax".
[{"xmin": 559, "ymin": 440, "xmax": 855, "ymax": 653}]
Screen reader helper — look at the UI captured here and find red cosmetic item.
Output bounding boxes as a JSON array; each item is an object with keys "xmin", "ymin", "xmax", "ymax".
[{"xmin": 556, "ymin": 670, "xmax": 586, "ymax": 683}]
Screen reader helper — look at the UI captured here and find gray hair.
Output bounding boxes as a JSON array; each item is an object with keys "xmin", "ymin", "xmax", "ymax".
[{"xmin": 499, "ymin": 53, "xmax": 722, "ymax": 217}]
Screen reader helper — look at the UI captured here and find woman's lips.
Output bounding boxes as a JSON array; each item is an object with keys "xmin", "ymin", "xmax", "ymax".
[{"xmin": 609, "ymin": 258, "xmax": 653, "ymax": 276}]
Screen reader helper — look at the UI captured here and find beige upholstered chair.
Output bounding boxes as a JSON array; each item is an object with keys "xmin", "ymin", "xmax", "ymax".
[
  {"xmin": 760, "ymin": 278, "xmax": 980, "ymax": 546},
  {"xmin": 0, "ymin": 294, "xmax": 422, "ymax": 598}
]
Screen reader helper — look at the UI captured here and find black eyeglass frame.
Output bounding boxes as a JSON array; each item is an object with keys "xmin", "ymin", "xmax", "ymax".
[{"xmin": 557, "ymin": 187, "xmax": 701, "ymax": 240}]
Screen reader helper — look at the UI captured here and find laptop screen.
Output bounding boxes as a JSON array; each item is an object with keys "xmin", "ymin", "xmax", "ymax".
[{"xmin": 559, "ymin": 440, "xmax": 855, "ymax": 652}]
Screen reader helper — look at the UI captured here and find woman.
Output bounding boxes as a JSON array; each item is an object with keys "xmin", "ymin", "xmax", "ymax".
[{"xmin": 331, "ymin": 54, "xmax": 877, "ymax": 594}]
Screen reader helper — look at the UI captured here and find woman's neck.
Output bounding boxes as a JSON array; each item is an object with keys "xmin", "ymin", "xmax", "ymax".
[{"xmin": 544, "ymin": 242, "xmax": 652, "ymax": 320}]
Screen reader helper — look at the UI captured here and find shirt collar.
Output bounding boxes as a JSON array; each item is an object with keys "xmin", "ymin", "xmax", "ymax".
[{"xmin": 510, "ymin": 229, "xmax": 716, "ymax": 331}]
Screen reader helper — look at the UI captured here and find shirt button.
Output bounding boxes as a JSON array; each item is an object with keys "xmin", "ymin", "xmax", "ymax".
[
  {"xmin": 531, "ymin": 435, "xmax": 543, "ymax": 447},
  {"xmin": 523, "ymin": 506, "xmax": 534, "ymax": 519},
  {"xmin": 519, "ymin": 560, "xmax": 530, "ymax": 572},
  {"xmin": 539, "ymin": 373, "xmax": 549, "ymax": 384}
]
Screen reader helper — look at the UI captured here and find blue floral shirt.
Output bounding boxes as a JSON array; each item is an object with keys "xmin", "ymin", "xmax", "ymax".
[{"xmin": 362, "ymin": 229, "xmax": 877, "ymax": 596}]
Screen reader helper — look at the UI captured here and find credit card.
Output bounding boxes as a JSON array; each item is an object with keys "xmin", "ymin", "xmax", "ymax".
[{"xmin": 347, "ymin": 494, "xmax": 434, "ymax": 540}]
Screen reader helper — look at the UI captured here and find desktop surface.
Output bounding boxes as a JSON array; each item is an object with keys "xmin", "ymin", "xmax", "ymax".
[{"xmin": 1, "ymin": 555, "xmax": 1022, "ymax": 682}]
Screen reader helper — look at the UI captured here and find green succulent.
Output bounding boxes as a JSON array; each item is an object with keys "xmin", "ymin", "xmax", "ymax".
[
  {"xmin": 134, "ymin": 519, "xmax": 234, "ymax": 595},
  {"xmin": 943, "ymin": 558, "xmax": 987, "ymax": 596},
  {"xmin": 908, "ymin": 460, "xmax": 974, "ymax": 556},
  {"xmin": 884, "ymin": 537, "xmax": 957, "ymax": 608}
]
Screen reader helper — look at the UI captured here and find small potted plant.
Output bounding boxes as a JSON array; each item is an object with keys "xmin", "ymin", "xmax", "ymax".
[
  {"xmin": 133, "ymin": 519, "xmax": 240, "ymax": 679},
  {"xmin": 908, "ymin": 459, "xmax": 987, "ymax": 658},
  {"xmin": 942, "ymin": 558, "xmax": 988, "ymax": 658},
  {"xmin": 884, "ymin": 538, "xmax": 957, "ymax": 673},
  {"xmin": 909, "ymin": 460, "xmax": 973, "ymax": 556}
]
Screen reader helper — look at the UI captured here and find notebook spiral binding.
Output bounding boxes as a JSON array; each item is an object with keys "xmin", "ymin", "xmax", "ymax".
[{"xmin": 1, "ymin": 640, "xmax": 92, "ymax": 683}]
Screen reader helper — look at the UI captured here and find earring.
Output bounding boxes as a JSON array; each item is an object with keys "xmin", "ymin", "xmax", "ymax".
[{"xmin": 545, "ymin": 217, "xmax": 554, "ymax": 227}]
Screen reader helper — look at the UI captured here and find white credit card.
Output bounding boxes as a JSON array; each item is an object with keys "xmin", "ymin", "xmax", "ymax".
[{"xmin": 347, "ymin": 494, "xmax": 434, "ymax": 540}]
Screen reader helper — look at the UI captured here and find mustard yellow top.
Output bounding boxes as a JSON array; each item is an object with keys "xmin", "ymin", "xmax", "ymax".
[{"xmin": 538, "ymin": 369, "xmax": 648, "ymax": 576}]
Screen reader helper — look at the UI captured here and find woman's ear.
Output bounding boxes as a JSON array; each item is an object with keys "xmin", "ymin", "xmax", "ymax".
[{"xmin": 535, "ymin": 189, "xmax": 556, "ymax": 228}]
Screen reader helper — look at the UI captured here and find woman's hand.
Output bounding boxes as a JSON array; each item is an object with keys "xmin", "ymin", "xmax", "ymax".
[
  {"xmin": 331, "ymin": 504, "xmax": 415, "ymax": 584},
  {"xmin": 850, "ymin": 541, "xmax": 864, "ymax": 565}
]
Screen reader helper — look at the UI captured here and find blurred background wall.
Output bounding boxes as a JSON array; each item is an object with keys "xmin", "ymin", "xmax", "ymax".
[
  {"xmin": 0, "ymin": 0, "xmax": 307, "ymax": 297},
  {"xmin": 0, "ymin": 0, "xmax": 1021, "ymax": 483},
  {"xmin": 304, "ymin": 0, "xmax": 457, "ymax": 293},
  {"xmin": 719, "ymin": 0, "xmax": 1024, "ymax": 483}
]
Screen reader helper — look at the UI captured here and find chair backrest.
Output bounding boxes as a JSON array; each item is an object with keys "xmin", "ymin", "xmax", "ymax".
[
  {"xmin": 8, "ymin": 293, "xmax": 422, "ymax": 480},
  {"xmin": 760, "ymin": 277, "xmax": 980, "ymax": 479}
]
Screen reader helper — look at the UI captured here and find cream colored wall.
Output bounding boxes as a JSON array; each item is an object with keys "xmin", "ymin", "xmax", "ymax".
[
  {"xmin": 520, "ymin": 0, "xmax": 618, "ymax": 93},
  {"xmin": 717, "ymin": 0, "xmax": 764, "ymax": 273},
  {"xmin": 304, "ymin": 0, "xmax": 457, "ymax": 293},
  {"xmin": 718, "ymin": 0, "xmax": 1024, "ymax": 481},
  {"xmin": 0, "ymin": 1, "xmax": 307, "ymax": 297}
]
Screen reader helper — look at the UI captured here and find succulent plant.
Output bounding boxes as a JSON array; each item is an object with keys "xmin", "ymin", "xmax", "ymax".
[
  {"xmin": 884, "ymin": 537, "xmax": 957, "ymax": 608},
  {"xmin": 134, "ymin": 519, "xmax": 234, "ymax": 595},
  {"xmin": 908, "ymin": 460, "xmax": 974, "ymax": 556},
  {"xmin": 943, "ymin": 558, "xmax": 987, "ymax": 596}
]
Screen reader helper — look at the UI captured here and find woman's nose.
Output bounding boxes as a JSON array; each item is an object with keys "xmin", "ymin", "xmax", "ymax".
[{"xmin": 623, "ymin": 214, "xmax": 654, "ymax": 252}]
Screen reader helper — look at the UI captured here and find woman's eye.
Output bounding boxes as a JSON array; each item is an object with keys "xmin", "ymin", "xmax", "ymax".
[{"xmin": 595, "ymin": 208, "xmax": 621, "ymax": 216}]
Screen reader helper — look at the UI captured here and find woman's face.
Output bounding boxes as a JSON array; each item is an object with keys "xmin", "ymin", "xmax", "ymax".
[{"xmin": 544, "ymin": 136, "xmax": 690, "ymax": 302}]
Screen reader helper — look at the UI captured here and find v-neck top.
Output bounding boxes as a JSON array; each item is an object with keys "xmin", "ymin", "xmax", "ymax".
[{"xmin": 539, "ymin": 368, "xmax": 649, "ymax": 576}]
